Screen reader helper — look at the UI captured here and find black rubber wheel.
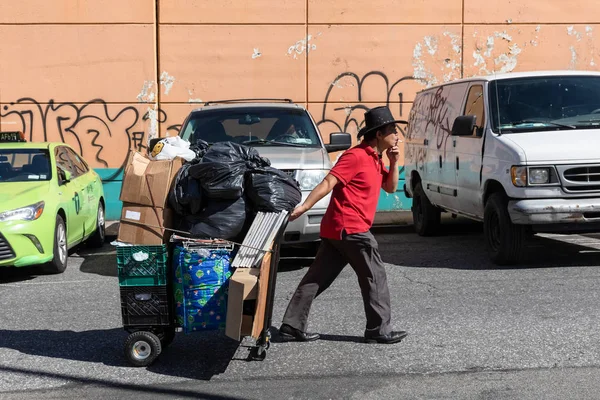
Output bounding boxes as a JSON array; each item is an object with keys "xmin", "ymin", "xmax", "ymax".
[
  {"xmin": 157, "ymin": 327, "xmax": 176, "ymax": 348},
  {"xmin": 87, "ymin": 202, "xmax": 105, "ymax": 248},
  {"xmin": 484, "ymin": 193, "xmax": 524, "ymax": 265},
  {"xmin": 412, "ymin": 182, "xmax": 441, "ymax": 236},
  {"xmin": 249, "ymin": 346, "xmax": 267, "ymax": 361},
  {"xmin": 124, "ymin": 331, "xmax": 162, "ymax": 367},
  {"xmin": 45, "ymin": 215, "xmax": 67, "ymax": 274}
]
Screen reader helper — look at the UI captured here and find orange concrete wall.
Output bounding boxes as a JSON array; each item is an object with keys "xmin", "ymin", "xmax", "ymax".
[{"xmin": 1, "ymin": 0, "xmax": 599, "ymax": 171}]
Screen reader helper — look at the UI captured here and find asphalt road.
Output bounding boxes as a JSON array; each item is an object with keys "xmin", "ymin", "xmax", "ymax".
[{"xmin": 1, "ymin": 219, "xmax": 600, "ymax": 399}]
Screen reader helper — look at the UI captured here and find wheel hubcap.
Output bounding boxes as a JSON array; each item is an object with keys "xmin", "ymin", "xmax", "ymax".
[
  {"xmin": 57, "ymin": 223, "xmax": 67, "ymax": 264},
  {"xmin": 98, "ymin": 206, "xmax": 105, "ymax": 240},
  {"xmin": 132, "ymin": 340, "xmax": 151, "ymax": 360}
]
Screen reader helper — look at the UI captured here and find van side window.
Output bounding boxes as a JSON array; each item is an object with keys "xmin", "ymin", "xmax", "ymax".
[{"xmin": 464, "ymin": 85, "xmax": 485, "ymax": 137}]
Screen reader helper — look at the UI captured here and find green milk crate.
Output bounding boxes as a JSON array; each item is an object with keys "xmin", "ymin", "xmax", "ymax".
[{"xmin": 116, "ymin": 245, "xmax": 168, "ymax": 287}]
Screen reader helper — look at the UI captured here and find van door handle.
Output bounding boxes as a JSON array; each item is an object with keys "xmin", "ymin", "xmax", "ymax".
[
  {"xmin": 456, "ymin": 156, "xmax": 459, "ymax": 170},
  {"xmin": 439, "ymin": 155, "xmax": 442, "ymax": 168},
  {"xmin": 424, "ymin": 139, "xmax": 429, "ymax": 145}
]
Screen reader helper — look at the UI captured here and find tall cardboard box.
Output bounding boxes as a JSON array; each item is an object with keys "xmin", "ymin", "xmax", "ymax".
[
  {"xmin": 225, "ymin": 267, "xmax": 259, "ymax": 341},
  {"xmin": 117, "ymin": 203, "xmax": 174, "ymax": 245},
  {"xmin": 120, "ymin": 151, "xmax": 184, "ymax": 208}
]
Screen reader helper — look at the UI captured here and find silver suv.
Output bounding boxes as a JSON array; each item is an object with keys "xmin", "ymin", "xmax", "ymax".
[{"xmin": 177, "ymin": 99, "xmax": 351, "ymax": 246}]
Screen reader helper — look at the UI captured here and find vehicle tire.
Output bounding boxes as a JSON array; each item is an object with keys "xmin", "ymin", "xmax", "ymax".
[
  {"xmin": 45, "ymin": 215, "xmax": 68, "ymax": 274},
  {"xmin": 157, "ymin": 327, "xmax": 176, "ymax": 348},
  {"xmin": 87, "ymin": 202, "xmax": 106, "ymax": 248},
  {"xmin": 484, "ymin": 193, "xmax": 524, "ymax": 265},
  {"xmin": 412, "ymin": 182, "xmax": 441, "ymax": 236},
  {"xmin": 124, "ymin": 331, "xmax": 162, "ymax": 367}
]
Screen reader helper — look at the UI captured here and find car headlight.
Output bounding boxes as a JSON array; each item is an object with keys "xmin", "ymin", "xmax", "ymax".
[
  {"xmin": 0, "ymin": 201, "xmax": 45, "ymax": 222},
  {"xmin": 529, "ymin": 168, "xmax": 550, "ymax": 185},
  {"xmin": 511, "ymin": 166, "xmax": 527, "ymax": 187},
  {"xmin": 297, "ymin": 170, "xmax": 328, "ymax": 190}
]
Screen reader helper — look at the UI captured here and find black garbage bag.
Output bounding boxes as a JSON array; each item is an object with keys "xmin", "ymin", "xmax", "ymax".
[
  {"xmin": 181, "ymin": 196, "xmax": 247, "ymax": 239},
  {"xmin": 246, "ymin": 167, "xmax": 302, "ymax": 212},
  {"xmin": 202, "ymin": 141, "xmax": 270, "ymax": 168},
  {"xmin": 168, "ymin": 163, "xmax": 203, "ymax": 216},
  {"xmin": 189, "ymin": 138, "xmax": 210, "ymax": 161},
  {"xmin": 187, "ymin": 160, "xmax": 246, "ymax": 199}
]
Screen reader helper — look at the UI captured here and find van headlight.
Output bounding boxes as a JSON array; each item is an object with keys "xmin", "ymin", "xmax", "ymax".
[
  {"xmin": 0, "ymin": 201, "xmax": 45, "ymax": 222},
  {"xmin": 297, "ymin": 170, "xmax": 328, "ymax": 190},
  {"xmin": 528, "ymin": 168, "xmax": 550, "ymax": 184},
  {"xmin": 511, "ymin": 166, "xmax": 556, "ymax": 187}
]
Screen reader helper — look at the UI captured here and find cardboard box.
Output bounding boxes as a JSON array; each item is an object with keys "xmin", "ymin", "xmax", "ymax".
[
  {"xmin": 117, "ymin": 203, "xmax": 173, "ymax": 245},
  {"xmin": 119, "ymin": 151, "xmax": 184, "ymax": 208},
  {"xmin": 225, "ymin": 267, "xmax": 259, "ymax": 341}
]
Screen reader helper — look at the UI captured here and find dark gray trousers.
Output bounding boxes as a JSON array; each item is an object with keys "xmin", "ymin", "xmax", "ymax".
[{"xmin": 281, "ymin": 231, "xmax": 392, "ymax": 336}]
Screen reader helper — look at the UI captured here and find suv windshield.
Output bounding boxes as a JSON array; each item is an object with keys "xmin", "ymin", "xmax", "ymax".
[
  {"xmin": 489, "ymin": 75, "xmax": 600, "ymax": 133},
  {"xmin": 0, "ymin": 149, "xmax": 52, "ymax": 182},
  {"xmin": 179, "ymin": 107, "xmax": 321, "ymax": 148}
]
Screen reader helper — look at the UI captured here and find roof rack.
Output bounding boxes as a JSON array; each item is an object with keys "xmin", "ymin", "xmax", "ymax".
[{"xmin": 203, "ymin": 98, "xmax": 294, "ymax": 106}]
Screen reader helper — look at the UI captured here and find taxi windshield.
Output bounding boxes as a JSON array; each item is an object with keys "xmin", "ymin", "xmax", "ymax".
[{"xmin": 0, "ymin": 149, "xmax": 52, "ymax": 182}]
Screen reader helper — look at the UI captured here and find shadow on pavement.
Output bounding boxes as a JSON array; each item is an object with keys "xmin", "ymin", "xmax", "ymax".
[
  {"xmin": 0, "ymin": 328, "xmax": 127, "ymax": 367},
  {"xmin": 375, "ymin": 219, "xmax": 600, "ymax": 270},
  {"xmin": 0, "ymin": 266, "xmax": 41, "ymax": 284},
  {"xmin": 0, "ymin": 327, "xmax": 242, "ymax": 381},
  {"xmin": 76, "ymin": 240, "xmax": 118, "ymax": 278}
]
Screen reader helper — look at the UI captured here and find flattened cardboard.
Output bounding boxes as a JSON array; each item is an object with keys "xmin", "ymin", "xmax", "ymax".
[
  {"xmin": 119, "ymin": 151, "xmax": 183, "ymax": 208},
  {"xmin": 117, "ymin": 203, "xmax": 173, "ymax": 245},
  {"xmin": 225, "ymin": 267, "xmax": 259, "ymax": 341}
]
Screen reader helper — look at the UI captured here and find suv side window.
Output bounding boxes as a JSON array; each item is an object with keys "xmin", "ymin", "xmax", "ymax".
[{"xmin": 464, "ymin": 85, "xmax": 485, "ymax": 137}]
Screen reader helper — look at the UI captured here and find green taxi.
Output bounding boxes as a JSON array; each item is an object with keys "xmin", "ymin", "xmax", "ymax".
[{"xmin": 0, "ymin": 132, "xmax": 106, "ymax": 273}]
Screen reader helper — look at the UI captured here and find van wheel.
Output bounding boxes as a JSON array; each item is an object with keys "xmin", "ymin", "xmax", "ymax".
[
  {"xmin": 484, "ymin": 193, "xmax": 524, "ymax": 265},
  {"xmin": 412, "ymin": 183, "xmax": 441, "ymax": 236},
  {"xmin": 45, "ymin": 215, "xmax": 68, "ymax": 274}
]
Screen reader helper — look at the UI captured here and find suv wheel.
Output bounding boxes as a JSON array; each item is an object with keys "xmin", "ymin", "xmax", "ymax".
[{"xmin": 412, "ymin": 182, "xmax": 441, "ymax": 236}]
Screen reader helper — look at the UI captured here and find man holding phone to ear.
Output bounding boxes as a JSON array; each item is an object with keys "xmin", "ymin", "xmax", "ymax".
[{"xmin": 279, "ymin": 106, "xmax": 408, "ymax": 345}]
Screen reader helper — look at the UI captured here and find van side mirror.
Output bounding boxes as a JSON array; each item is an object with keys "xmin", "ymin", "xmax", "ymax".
[
  {"xmin": 452, "ymin": 115, "xmax": 477, "ymax": 136},
  {"xmin": 325, "ymin": 132, "xmax": 352, "ymax": 153}
]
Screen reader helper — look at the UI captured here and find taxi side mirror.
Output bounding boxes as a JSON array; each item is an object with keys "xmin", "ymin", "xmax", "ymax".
[{"xmin": 59, "ymin": 169, "xmax": 72, "ymax": 184}]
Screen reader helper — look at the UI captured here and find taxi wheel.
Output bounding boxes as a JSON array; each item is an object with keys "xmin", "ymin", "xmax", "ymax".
[
  {"xmin": 45, "ymin": 215, "xmax": 67, "ymax": 274},
  {"xmin": 87, "ymin": 203, "xmax": 105, "ymax": 248}
]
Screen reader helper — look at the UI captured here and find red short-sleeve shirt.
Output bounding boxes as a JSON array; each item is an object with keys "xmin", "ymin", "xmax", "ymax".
[{"xmin": 320, "ymin": 142, "xmax": 389, "ymax": 240}]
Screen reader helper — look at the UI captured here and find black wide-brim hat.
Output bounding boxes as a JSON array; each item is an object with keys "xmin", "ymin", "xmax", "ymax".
[{"xmin": 357, "ymin": 106, "xmax": 408, "ymax": 138}]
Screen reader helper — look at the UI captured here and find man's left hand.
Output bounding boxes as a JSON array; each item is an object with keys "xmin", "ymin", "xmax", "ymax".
[{"xmin": 386, "ymin": 145, "xmax": 400, "ymax": 164}]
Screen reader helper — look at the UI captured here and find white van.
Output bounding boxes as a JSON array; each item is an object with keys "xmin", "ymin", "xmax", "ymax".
[{"xmin": 404, "ymin": 71, "xmax": 600, "ymax": 265}]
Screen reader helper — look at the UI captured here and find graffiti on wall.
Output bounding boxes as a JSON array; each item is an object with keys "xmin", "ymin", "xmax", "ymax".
[
  {"xmin": 0, "ymin": 98, "xmax": 181, "ymax": 179},
  {"xmin": 315, "ymin": 71, "xmax": 417, "ymax": 138}
]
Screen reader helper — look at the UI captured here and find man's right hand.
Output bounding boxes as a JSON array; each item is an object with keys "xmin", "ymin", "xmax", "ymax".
[{"xmin": 289, "ymin": 204, "xmax": 307, "ymax": 221}]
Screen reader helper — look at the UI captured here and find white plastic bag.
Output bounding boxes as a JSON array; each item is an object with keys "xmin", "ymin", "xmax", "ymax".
[{"xmin": 150, "ymin": 137, "xmax": 196, "ymax": 161}]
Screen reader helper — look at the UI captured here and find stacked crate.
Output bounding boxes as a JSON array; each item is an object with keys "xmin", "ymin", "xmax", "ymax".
[
  {"xmin": 117, "ymin": 245, "xmax": 171, "ymax": 328},
  {"xmin": 172, "ymin": 245, "xmax": 233, "ymax": 334}
]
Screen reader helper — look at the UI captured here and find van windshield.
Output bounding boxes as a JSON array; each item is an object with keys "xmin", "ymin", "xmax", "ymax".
[
  {"xmin": 489, "ymin": 75, "xmax": 600, "ymax": 133},
  {"xmin": 179, "ymin": 107, "xmax": 321, "ymax": 148}
]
